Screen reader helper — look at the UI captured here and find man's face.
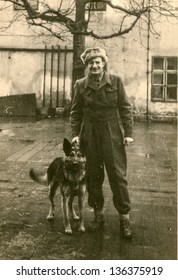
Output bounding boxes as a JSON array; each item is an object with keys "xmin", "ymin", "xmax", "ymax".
[{"xmin": 87, "ymin": 57, "xmax": 105, "ymax": 75}]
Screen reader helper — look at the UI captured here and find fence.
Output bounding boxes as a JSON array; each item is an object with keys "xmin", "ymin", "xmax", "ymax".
[{"xmin": 42, "ymin": 46, "xmax": 73, "ymax": 110}]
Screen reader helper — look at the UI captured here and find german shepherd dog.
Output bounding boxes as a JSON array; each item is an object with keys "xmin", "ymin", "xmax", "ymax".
[{"xmin": 29, "ymin": 138, "xmax": 86, "ymax": 234}]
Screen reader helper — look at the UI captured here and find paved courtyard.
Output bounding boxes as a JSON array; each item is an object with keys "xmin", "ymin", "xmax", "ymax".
[{"xmin": 0, "ymin": 117, "xmax": 177, "ymax": 260}]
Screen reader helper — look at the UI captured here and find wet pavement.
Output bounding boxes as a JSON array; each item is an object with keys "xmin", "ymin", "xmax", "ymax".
[{"xmin": 0, "ymin": 117, "xmax": 177, "ymax": 260}]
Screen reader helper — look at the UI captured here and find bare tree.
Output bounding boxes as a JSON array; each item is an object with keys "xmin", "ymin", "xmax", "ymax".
[
  {"xmin": 1, "ymin": 0, "xmax": 177, "ymax": 38},
  {"xmin": 1, "ymin": 0, "xmax": 177, "ymax": 83}
]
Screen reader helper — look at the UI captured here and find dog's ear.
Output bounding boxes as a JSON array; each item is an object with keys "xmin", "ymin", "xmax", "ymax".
[{"xmin": 63, "ymin": 138, "xmax": 72, "ymax": 156}]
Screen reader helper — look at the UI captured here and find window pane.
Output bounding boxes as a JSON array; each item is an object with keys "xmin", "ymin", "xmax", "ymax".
[
  {"xmin": 151, "ymin": 86, "xmax": 164, "ymax": 99},
  {"xmin": 167, "ymin": 74, "xmax": 177, "ymax": 85},
  {"xmin": 153, "ymin": 73, "xmax": 164, "ymax": 84},
  {"xmin": 14, "ymin": 0, "xmax": 38, "ymax": 10},
  {"xmin": 167, "ymin": 58, "xmax": 177, "ymax": 70},
  {"xmin": 153, "ymin": 58, "xmax": 164, "ymax": 70},
  {"xmin": 167, "ymin": 87, "xmax": 177, "ymax": 100},
  {"xmin": 86, "ymin": 2, "xmax": 106, "ymax": 11},
  {"xmin": 29, "ymin": 0, "xmax": 38, "ymax": 9}
]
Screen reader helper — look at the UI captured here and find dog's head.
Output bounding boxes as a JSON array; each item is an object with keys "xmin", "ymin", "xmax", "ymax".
[{"xmin": 63, "ymin": 138, "xmax": 86, "ymax": 171}]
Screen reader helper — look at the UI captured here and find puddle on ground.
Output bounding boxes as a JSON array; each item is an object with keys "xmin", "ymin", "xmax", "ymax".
[
  {"xmin": 163, "ymin": 160, "xmax": 172, "ymax": 168},
  {"xmin": 145, "ymin": 153, "xmax": 155, "ymax": 158},
  {"xmin": 137, "ymin": 152, "xmax": 155, "ymax": 158},
  {"xmin": 0, "ymin": 129, "xmax": 15, "ymax": 137},
  {"xmin": 19, "ymin": 139, "xmax": 34, "ymax": 143},
  {"xmin": 0, "ymin": 179, "xmax": 11, "ymax": 183}
]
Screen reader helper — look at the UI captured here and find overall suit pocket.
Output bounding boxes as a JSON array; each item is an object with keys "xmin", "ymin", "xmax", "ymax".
[
  {"xmin": 105, "ymin": 87, "xmax": 118, "ymax": 104},
  {"xmin": 83, "ymin": 88, "xmax": 94, "ymax": 106}
]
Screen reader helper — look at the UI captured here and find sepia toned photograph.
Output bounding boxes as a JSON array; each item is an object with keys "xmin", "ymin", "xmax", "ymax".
[{"xmin": 0, "ymin": 0, "xmax": 177, "ymax": 261}]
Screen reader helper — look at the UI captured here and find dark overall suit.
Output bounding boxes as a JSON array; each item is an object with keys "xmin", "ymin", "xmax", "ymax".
[{"xmin": 70, "ymin": 71, "xmax": 133, "ymax": 215}]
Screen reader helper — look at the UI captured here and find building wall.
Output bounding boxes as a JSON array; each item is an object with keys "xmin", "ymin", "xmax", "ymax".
[
  {"xmin": 148, "ymin": 16, "xmax": 178, "ymax": 117},
  {"xmin": 0, "ymin": 48, "xmax": 73, "ymax": 110},
  {"xmin": 85, "ymin": 4, "xmax": 178, "ymax": 118},
  {"xmin": 0, "ymin": 0, "xmax": 72, "ymax": 48},
  {"xmin": 0, "ymin": 1, "xmax": 177, "ymax": 118}
]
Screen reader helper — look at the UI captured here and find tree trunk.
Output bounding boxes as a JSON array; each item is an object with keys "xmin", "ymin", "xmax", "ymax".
[{"xmin": 72, "ymin": 0, "xmax": 87, "ymax": 99}]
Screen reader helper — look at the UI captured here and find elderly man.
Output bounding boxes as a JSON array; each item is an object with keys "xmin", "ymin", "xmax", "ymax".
[{"xmin": 70, "ymin": 47, "xmax": 133, "ymax": 239}]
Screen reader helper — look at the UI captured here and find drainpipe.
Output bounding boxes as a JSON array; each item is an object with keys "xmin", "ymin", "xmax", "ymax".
[
  {"xmin": 63, "ymin": 45, "xmax": 67, "ymax": 106},
  {"xmin": 50, "ymin": 45, "xmax": 54, "ymax": 109},
  {"xmin": 43, "ymin": 45, "xmax": 47, "ymax": 107},
  {"xmin": 146, "ymin": 5, "xmax": 151, "ymax": 121}
]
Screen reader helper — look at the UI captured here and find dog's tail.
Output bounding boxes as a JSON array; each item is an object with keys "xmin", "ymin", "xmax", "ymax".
[{"xmin": 29, "ymin": 168, "xmax": 48, "ymax": 186}]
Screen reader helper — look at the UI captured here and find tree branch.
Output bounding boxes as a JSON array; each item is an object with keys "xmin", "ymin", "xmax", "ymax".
[
  {"xmin": 1, "ymin": 0, "xmax": 178, "ymax": 41},
  {"xmin": 79, "ymin": 15, "xmax": 141, "ymax": 39}
]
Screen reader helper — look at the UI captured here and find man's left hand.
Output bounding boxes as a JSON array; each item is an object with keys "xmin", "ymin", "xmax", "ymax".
[{"xmin": 124, "ymin": 137, "xmax": 134, "ymax": 146}]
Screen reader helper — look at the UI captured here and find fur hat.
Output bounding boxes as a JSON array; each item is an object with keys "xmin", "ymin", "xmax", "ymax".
[{"xmin": 80, "ymin": 47, "xmax": 108, "ymax": 65}]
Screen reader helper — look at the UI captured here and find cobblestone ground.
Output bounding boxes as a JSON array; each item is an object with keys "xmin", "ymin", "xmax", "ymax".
[{"xmin": 0, "ymin": 117, "xmax": 177, "ymax": 260}]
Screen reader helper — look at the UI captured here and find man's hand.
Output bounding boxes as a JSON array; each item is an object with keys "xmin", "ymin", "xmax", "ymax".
[
  {"xmin": 72, "ymin": 136, "xmax": 80, "ymax": 144},
  {"xmin": 124, "ymin": 137, "xmax": 134, "ymax": 146}
]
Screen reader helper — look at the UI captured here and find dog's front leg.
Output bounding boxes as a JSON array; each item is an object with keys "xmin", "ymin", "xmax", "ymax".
[
  {"xmin": 78, "ymin": 185, "xmax": 86, "ymax": 233},
  {"xmin": 62, "ymin": 192, "xmax": 72, "ymax": 234},
  {"xmin": 69, "ymin": 194, "xmax": 79, "ymax": 220},
  {"xmin": 47, "ymin": 180, "xmax": 57, "ymax": 220}
]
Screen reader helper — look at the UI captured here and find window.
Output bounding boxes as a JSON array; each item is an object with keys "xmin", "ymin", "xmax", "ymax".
[
  {"xmin": 86, "ymin": 1, "xmax": 107, "ymax": 11},
  {"xmin": 151, "ymin": 57, "xmax": 177, "ymax": 102},
  {"xmin": 14, "ymin": 0, "xmax": 39, "ymax": 10}
]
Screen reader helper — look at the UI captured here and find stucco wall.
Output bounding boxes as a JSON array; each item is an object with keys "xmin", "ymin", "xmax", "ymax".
[
  {"xmin": 0, "ymin": 51, "xmax": 43, "ymax": 98},
  {"xmin": 148, "ymin": 16, "xmax": 178, "ymax": 117},
  {"xmin": 0, "ymin": 0, "xmax": 72, "ymax": 48},
  {"xmin": 0, "ymin": 1, "xmax": 177, "ymax": 118},
  {"xmin": 85, "ymin": 6, "xmax": 178, "ymax": 118},
  {"xmin": 0, "ymin": 50, "xmax": 73, "ymax": 109}
]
